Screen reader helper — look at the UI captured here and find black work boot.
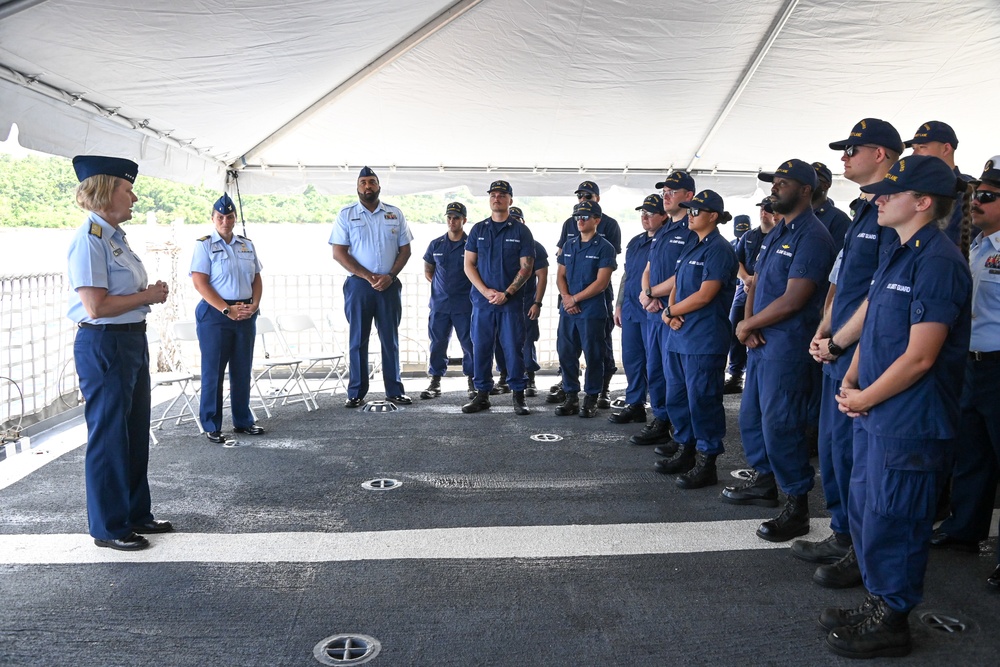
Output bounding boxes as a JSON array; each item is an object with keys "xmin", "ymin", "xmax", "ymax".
[
  {"xmin": 525, "ymin": 371, "xmax": 537, "ymax": 397},
  {"xmin": 608, "ymin": 402, "xmax": 646, "ymax": 424},
  {"xmin": 813, "ymin": 545, "xmax": 863, "ymax": 589},
  {"xmin": 466, "ymin": 376, "xmax": 477, "ymax": 400},
  {"xmin": 555, "ymin": 392, "xmax": 580, "ymax": 416},
  {"xmin": 628, "ymin": 418, "xmax": 672, "ymax": 446},
  {"xmin": 720, "ymin": 470, "xmax": 780, "ymax": 507},
  {"xmin": 792, "ymin": 533, "xmax": 852, "ymax": 564},
  {"xmin": 461, "ymin": 390, "xmax": 492, "ymax": 414},
  {"xmin": 722, "ymin": 374, "xmax": 743, "ymax": 394},
  {"xmin": 512, "ymin": 390, "xmax": 531, "ymax": 416},
  {"xmin": 655, "ymin": 444, "xmax": 696, "ymax": 475},
  {"xmin": 420, "ymin": 375, "xmax": 442, "ymax": 400},
  {"xmin": 676, "ymin": 452, "xmax": 718, "ymax": 489},
  {"xmin": 596, "ymin": 371, "xmax": 614, "ymax": 409},
  {"xmin": 819, "ymin": 593, "xmax": 879, "ymax": 632},
  {"xmin": 826, "ymin": 597, "xmax": 912, "ymax": 659},
  {"xmin": 579, "ymin": 394, "xmax": 599, "ymax": 418},
  {"xmin": 653, "ymin": 441, "xmax": 680, "ymax": 457},
  {"xmin": 490, "ymin": 378, "xmax": 510, "ymax": 395},
  {"xmin": 546, "ymin": 382, "xmax": 566, "ymax": 404},
  {"xmin": 756, "ymin": 494, "xmax": 810, "ymax": 542}
]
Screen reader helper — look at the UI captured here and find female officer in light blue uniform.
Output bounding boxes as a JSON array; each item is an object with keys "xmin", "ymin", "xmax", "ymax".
[
  {"xmin": 67, "ymin": 155, "xmax": 172, "ymax": 551},
  {"xmin": 191, "ymin": 194, "xmax": 264, "ymax": 443},
  {"xmin": 657, "ymin": 190, "xmax": 737, "ymax": 488},
  {"xmin": 826, "ymin": 155, "xmax": 971, "ymax": 659}
]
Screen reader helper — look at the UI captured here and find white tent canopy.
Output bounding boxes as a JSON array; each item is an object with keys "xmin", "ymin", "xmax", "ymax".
[{"xmin": 2, "ymin": 0, "xmax": 1000, "ymax": 199}]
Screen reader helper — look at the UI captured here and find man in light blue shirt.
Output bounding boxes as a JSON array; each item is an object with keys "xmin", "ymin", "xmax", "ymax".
[{"xmin": 330, "ymin": 166, "xmax": 414, "ymax": 407}]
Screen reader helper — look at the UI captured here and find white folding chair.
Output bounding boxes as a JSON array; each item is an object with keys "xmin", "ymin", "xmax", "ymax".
[
  {"xmin": 148, "ymin": 325, "xmax": 203, "ymax": 444},
  {"xmin": 250, "ymin": 316, "xmax": 318, "ymax": 416},
  {"xmin": 276, "ymin": 314, "xmax": 347, "ymax": 398}
]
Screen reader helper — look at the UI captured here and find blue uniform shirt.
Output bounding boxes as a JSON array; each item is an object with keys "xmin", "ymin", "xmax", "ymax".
[
  {"xmin": 826, "ymin": 196, "xmax": 897, "ymax": 379},
  {"xmin": 466, "ymin": 216, "xmax": 535, "ymax": 311},
  {"xmin": 67, "ymin": 212, "xmax": 149, "ymax": 324},
  {"xmin": 969, "ymin": 229, "xmax": 1000, "ymax": 351},
  {"xmin": 666, "ymin": 229, "xmax": 738, "ymax": 355},
  {"xmin": 558, "ymin": 234, "xmax": 616, "ymax": 319},
  {"xmin": 858, "ymin": 224, "xmax": 972, "ymax": 439},
  {"xmin": 329, "ymin": 200, "xmax": 414, "ymax": 274},
  {"xmin": 942, "ymin": 168, "xmax": 972, "ymax": 246},
  {"xmin": 815, "ymin": 198, "xmax": 852, "ymax": 254},
  {"xmin": 647, "ymin": 217, "xmax": 697, "ymax": 321},
  {"xmin": 751, "ymin": 210, "xmax": 836, "ymax": 362},
  {"xmin": 189, "ymin": 231, "xmax": 263, "ymax": 301},
  {"xmin": 423, "ymin": 233, "xmax": 472, "ymax": 314},
  {"xmin": 621, "ymin": 231, "xmax": 657, "ymax": 323},
  {"xmin": 734, "ymin": 225, "xmax": 768, "ymax": 304},
  {"xmin": 525, "ymin": 240, "xmax": 549, "ymax": 304}
]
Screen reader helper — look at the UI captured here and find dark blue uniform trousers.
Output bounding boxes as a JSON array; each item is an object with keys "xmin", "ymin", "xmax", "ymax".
[
  {"xmin": 726, "ymin": 296, "xmax": 748, "ymax": 377},
  {"xmin": 665, "ymin": 351, "xmax": 727, "ymax": 455},
  {"xmin": 75, "ymin": 327, "xmax": 153, "ymax": 540},
  {"xmin": 472, "ymin": 304, "xmax": 527, "ymax": 392},
  {"xmin": 557, "ymin": 315, "xmax": 607, "ymax": 395},
  {"xmin": 739, "ymin": 353, "xmax": 816, "ymax": 496},
  {"xmin": 937, "ymin": 357, "xmax": 1000, "ymax": 543},
  {"xmin": 428, "ymin": 310, "xmax": 473, "ymax": 377},
  {"xmin": 602, "ymin": 292, "xmax": 617, "ymax": 377},
  {"xmin": 620, "ymin": 317, "xmax": 648, "ymax": 405},
  {"xmin": 344, "ymin": 276, "xmax": 404, "ymax": 399},
  {"xmin": 196, "ymin": 300, "xmax": 257, "ymax": 432},
  {"xmin": 644, "ymin": 319, "xmax": 668, "ymax": 421},
  {"xmin": 818, "ymin": 372, "xmax": 855, "ymax": 537},
  {"xmin": 495, "ymin": 303, "xmax": 540, "ymax": 378},
  {"xmin": 850, "ymin": 428, "xmax": 952, "ymax": 612}
]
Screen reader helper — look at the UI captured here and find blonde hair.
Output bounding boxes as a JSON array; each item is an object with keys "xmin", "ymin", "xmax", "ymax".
[{"xmin": 75, "ymin": 174, "xmax": 122, "ymax": 212}]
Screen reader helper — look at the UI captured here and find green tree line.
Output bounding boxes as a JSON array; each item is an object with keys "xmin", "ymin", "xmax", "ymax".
[{"xmin": 0, "ymin": 154, "xmax": 573, "ymax": 227}]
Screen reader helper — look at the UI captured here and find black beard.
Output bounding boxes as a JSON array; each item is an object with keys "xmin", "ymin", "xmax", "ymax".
[
  {"xmin": 358, "ymin": 188, "xmax": 380, "ymax": 204},
  {"xmin": 771, "ymin": 194, "xmax": 797, "ymax": 215}
]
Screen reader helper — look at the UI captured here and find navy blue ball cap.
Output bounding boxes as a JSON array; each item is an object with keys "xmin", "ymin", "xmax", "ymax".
[
  {"xmin": 72, "ymin": 155, "xmax": 138, "ymax": 183},
  {"xmin": 812, "ymin": 161, "xmax": 833, "ymax": 184},
  {"xmin": 680, "ymin": 189, "xmax": 725, "ymax": 215},
  {"xmin": 904, "ymin": 121, "xmax": 958, "ymax": 148},
  {"xmin": 759, "ymin": 159, "xmax": 818, "ymax": 189},
  {"xmin": 573, "ymin": 200, "xmax": 602, "ymax": 218},
  {"xmin": 829, "ymin": 118, "xmax": 903, "ymax": 153},
  {"xmin": 978, "ymin": 155, "xmax": 1000, "ymax": 186},
  {"xmin": 755, "ymin": 196, "xmax": 774, "ymax": 213},
  {"xmin": 575, "ymin": 180, "xmax": 600, "ymax": 196},
  {"xmin": 446, "ymin": 201, "xmax": 467, "ymax": 217},
  {"xmin": 213, "ymin": 194, "xmax": 236, "ymax": 215},
  {"xmin": 508, "ymin": 206, "xmax": 524, "ymax": 220},
  {"xmin": 487, "ymin": 180, "xmax": 513, "ymax": 195},
  {"xmin": 655, "ymin": 170, "xmax": 696, "ymax": 191},
  {"xmin": 734, "ymin": 215, "xmax": 752, "ymax": 232},
  {"xmin": 860, "ymin": 155, "xmax": 963, "ymax": 198},
  {"xmin": 358, "ymin": 166, "xmax": 378, "ymax": 180},
  {"xmin": 635, "ymin": 194, "xmax": 665, "ymax": 214}
]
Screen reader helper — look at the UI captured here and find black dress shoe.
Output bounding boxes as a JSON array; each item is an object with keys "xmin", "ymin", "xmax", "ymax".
[
  {"xmin": 929, "ymin": 531, "xmax": 979, "ymax": 553},
  {"xmin": 94, "ymin": 533, "xmax": 150, "ymax": 551},
  {"xmin": 131, "ymin": 519, "xmax": 173, "ymax": 534},
  {"xmin": 206, "ymin": 431, "xmax": 227, "ymax": 444},
  {"xmin": 987, "ymin": 564, "xmax": 1000, "ymax": 589},
  {"xmin": 387, "ymin": 394, "xmax": 412, "ymax": 405},
  {"xmin": 234, "ymin": 424, "xmax": 265, "ymax": 435},
  {"xmin": 344, "ymin": 397, "xmax": 365, "ymax": 408},
  {"xmin": 608, "ymin": 402, "xmax": 646, "ymax": 424}
]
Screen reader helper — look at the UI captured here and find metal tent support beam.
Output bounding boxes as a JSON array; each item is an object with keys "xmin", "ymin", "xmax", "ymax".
[{"xmin": 235, "ymin": 0, "xmax": 484, "ymax": 169}]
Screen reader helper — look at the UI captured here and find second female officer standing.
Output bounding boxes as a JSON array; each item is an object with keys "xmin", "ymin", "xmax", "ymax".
[{"xmin": 191, "ymin": 194, "xmax": 264, "ymax": 443}]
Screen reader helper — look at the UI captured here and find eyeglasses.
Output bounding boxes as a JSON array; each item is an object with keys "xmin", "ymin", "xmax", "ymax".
[
  {"xmin": 577, "ymin": 193, "xmax": 594, "ymax": 200},
  {"xmin": 574, "ymin": 215, "xmax": 593, "ymax": 221},
  {"xmin": 687, "ymin": 208, "xmax": 703, "ymax": 217},
  {"xmin": 973, "ymin": 190, "xmax": 1000, "ymax": 204},
  {"xmin": 843, "ymin": 144, "xmax": 879, "ymax": 158}
]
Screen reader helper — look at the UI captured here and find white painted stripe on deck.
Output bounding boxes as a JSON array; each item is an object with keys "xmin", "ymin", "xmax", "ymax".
[{"xmin": 0, "ymin": 520, "xmax": 826, "ymax": 564}]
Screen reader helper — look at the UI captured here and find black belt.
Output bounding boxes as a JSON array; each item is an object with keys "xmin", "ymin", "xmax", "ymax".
[
  {"xmin": 224, "ymin": 298, "xmax": 253, "ymax": 305},
  {"xmin": 969, "ymin": 350, "xmax": 1000, "ymax": 362},
  {"xmin": 78, "ymin": 321, "xmax": 146, "ymax": 332}
]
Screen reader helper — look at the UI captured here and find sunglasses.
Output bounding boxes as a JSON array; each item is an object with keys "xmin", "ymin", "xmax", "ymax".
[
  {"xmin": 574, "ymin": 215, "xmax": 593, "ymax": 222},
  {"xmin": 973, "ymin": 190, "xmax": 1000, "ymax": 204},
  {"xmin": 577, "ymin": 193, "xmax": 595, "ymax": 200},
  {"xmin": 687, "ymin": 208, "xmax": 705, "ymax": 217},
  {"xmin": 843, "ymin": 144, "xmax": 878, "ymax": 158}
]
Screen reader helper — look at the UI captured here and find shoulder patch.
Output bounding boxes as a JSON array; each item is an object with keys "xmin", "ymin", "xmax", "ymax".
[
  {"xmin": 197, "ymin": 235, "xmax": 211, "ymax": 242},
  {"xmin": 89, "ymin": 223, "xmax": 102, "ymax": 238}
]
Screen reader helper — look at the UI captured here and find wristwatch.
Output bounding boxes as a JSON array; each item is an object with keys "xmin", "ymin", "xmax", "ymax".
[
  {"xmin": 645, "ymin": 287, "xmax": 652, "ymax": 298},
  {"xmin": 222, "ymin": 307, "xmax": 231, "ymax": 316},
  {"xmin": 533, "ymin": 301, "xmax": 543, "ymax": 307},
  {"xmin": 666, "ymin": 305, "xmax": 673, "ymax": 319},
  {"xmin": 828, "ymin": 339, "xmax": 845, "ymax": 357}
]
